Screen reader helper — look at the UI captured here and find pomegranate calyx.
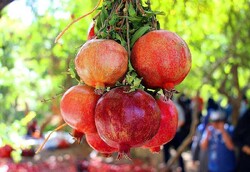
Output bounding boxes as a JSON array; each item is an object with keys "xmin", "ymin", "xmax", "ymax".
[
  {"xmin": 94, "ymin": 83, "xmax": 106, "ymax": 95},
  {"xmin": 70, "ymin": 130, "xmax": 85, "ymax": 144},
  {"xmin": 101, "ymin": 153, "xmax": 112, "ymax": 158},
  {"xmin": 117, "ymin": 152, "xmax": 131, "ymax": 160},
  {"xmin": 117, "ymin": 144, "xmax": 131, "ymax": 160},
  {"xmin": 150, "ymin": 146, "xmax": 161, "ymax": 153},
  {"xmin": 94, "ymin": 88, "xmax": 105, "ymax": 95},
  {"xmin": 163, "ymin": 89, "xmax": 179, "ymax": 100}
]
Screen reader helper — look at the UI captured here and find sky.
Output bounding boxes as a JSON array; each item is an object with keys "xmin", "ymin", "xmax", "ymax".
[{"xmin": 6, "ymin": 0, "xmax": 58, "ymax": 26}]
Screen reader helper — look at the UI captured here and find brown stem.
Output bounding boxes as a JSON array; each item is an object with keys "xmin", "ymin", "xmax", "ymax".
[
  {"xmin": 54, "ymin": 0, "xmax": 102, "ymax": 43},
  {"xmin": 136, "ymin": 0, "xmax": 145, "ymax": 15},
  {"xmin": 125, "ymin": 1, "xmax": 131, "ymax": 56},
  {"xmin": 36, "ymin": 123, "xmax": 68, "ymax": 154}
]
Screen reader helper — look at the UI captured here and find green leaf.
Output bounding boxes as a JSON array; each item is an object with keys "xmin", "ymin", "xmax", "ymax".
[
  {"xmin": 130, "ymin": 25, "xmax": 151, "ymax": 47},
  {"xmin": 100, "ymin": 6, "xmax": 109, "ymax": 27},
  {"xmin": 127, "ymin": 16, "xmax": 143, "ymax": 23},
  {"xmin": 115, "ymin": 33, "xmax": 126, "ymax": 47},
  {"xmin": 133, "ymin": 78, "xmax": 142, "ymax": 87},
  {"xmin": 69, "ymin": 59, "xmax": 76, "ymax": 79},
  {"xmin": 128, "ymin": 3, "xmax": 137, "ymax": 17},
  {"xmin": 144, "ymin": 10, "xmax": 165, "ymax": 17},
  {"xmin": 109, "ymin": 14, "xmax": 118, "ymax": 25}
]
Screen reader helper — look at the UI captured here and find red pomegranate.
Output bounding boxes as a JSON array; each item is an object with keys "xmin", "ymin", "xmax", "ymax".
[
  {"xmin": 86, "ymin": 132, "xmax": 118, "ymax": 154},
  {"xmin": 131, "ymin": 30, "xmax": 191, "ymax": 90},
  {"xmin": 143, "ymin": 97, "xmax": 178, "ymax": 152},
  {"xmin": 95, "ymin": 86, "xmax": 161, "ymax": 158},
  {"xmin": 87, "ymin": 21, "xmax": 96, "ymax": 40},
  {"xmin": 0, "ymin": 145, "xmax": 13, "ymax": 158},
  {"xmin": 60, "ymin": 85, "xmax": 100, "ymax": 134},
  {"xmin": 75, "ymin": 39, "xmax": 128, "ymax": 90}
]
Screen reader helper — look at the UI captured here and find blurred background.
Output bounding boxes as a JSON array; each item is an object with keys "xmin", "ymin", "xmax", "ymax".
[{"xmin": 0, "ymin": 0, "xmax": 249, "ymax": 171}]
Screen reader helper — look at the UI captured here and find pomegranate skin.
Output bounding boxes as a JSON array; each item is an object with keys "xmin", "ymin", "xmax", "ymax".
[
  {"xmin": 86, "ymin": 132, "xmax": 118, "ymax": 154},
  {"xmin": 131, "ymin": 30, "xmax": 191, "ymax": 90},
  {"xmin": 60, "ymin": 85, "xmax": 100, "ymax": 134},
  {"xmin": 87, "ymin": 21, "xmax": 96, "ymax": 40},
  {"xmin": 95, "ymin": 86, "xmax": 161, "ymax": 156},
  {"xmin": 143, "ymin": 97, "xmax": 178, "ymax": 152},
  {"xmin": 75, "ymin": 39, "xmax": 128, "ymax": 89}
]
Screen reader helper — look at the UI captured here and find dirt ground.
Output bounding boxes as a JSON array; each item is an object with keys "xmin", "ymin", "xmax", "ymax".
[{"xmin": 18, "ymin": 141, "xmax": 199, "ymax": 172}]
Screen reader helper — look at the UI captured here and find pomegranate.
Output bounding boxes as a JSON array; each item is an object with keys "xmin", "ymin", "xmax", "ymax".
[
  {"xmin": 131, "ymin": 30, "xmax": 191, "ymax": 90},
  {"xmin": 60, "ymin": 85, "xmax": 100, "ymax": 134},
  {"xmin": 87, "ymin": 21, "xmax": 96, "ymax": 40},
  {"xmin": 143, "ymin": 97, "xmax": 178, "ymax": 152},
  {"xmin": 0, "ymin": 145, "xmax": 13, "ymax": 158},
  {"xmin": 75, "ymin": 39, "xmax": 128, "ymax": 90},
  {"xmin": 86, "ymin": 132, "xmax": 118, "ymax": 154},
  {"xmin": 21, "ymin": 149, "xmax": 35, "ymax": 157},
  {"xmin": 95, "ymin": 86, "xmax": 161, "ymax": 158}
]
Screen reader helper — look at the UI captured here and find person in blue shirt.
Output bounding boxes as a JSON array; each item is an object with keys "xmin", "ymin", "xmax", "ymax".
[{"xmin": 200, "ymin": 110, "xmax": 236, "ymax": 172}]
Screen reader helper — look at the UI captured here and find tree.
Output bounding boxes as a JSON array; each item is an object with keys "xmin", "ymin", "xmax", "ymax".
[
  {"xmin": 0, "ymin": 0, "xmax": 95, "ymax": 123},
  {"xmin": 152, "ymin": 0, "xmax": 250, "ymax": 124},
  {"xmin": 0, "ymin": 0, "xmax": 14, "ymax": 12},
  {"xmin": 1, "ymin": 0, "xmax": 250, "ymax": 168},
  {"xmin": 151, "ymin": 1, "xmax": 250, "ymax": 169}
]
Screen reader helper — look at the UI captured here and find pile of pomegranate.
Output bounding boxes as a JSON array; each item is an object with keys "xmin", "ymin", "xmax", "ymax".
[{"xmin": 59, "ymin": 0, "xmax": 191, "ymax": 159}]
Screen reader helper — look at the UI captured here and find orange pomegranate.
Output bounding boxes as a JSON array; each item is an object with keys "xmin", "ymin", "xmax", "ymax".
[{"xmin": 75, "ymin": 39, "xmax": 128, "ymax": 90}]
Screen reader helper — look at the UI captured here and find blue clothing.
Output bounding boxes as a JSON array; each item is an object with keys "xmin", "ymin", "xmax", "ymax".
[{"xmin": 204, "ymin": 124, "xmax": 236, "ymax": 172}]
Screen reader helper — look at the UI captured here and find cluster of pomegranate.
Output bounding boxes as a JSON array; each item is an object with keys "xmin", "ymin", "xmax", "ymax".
[{"xmin": 60, "ymin": 26, "xmax": 191, "ymax": 158}]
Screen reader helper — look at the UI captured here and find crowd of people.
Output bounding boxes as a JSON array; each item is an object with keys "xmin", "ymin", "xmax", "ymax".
[{"xmin": 162, "ymin": 92, "xmax": 250, "ymax": 172}]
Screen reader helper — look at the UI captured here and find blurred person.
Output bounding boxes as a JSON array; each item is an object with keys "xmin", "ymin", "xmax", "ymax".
[
  {"xmin": 178, "ymin": 93, "xmax": 192, "ymax": 140},
  {"xmin": 233, "ymin": 108, "xmax": 250, "ymax": 172},
  {"xmin": 163, "ymin": 99, "xmax": 186, "ymax": 172},
  {"xmin": 191, "ymin": 97, "xmax": 219, "ymax": 172},
  {"xmin": 27, "ymin": 119, "xmax": 38, "ymax": 136},
  {"xmin": 239, "ymin": 95, "xmax": 248, "ymax": 118},
  {"xmin": 200, "ymin": 110, "xmax": 236, "ymax": 172},
  {"xmin": 202, "ymin": 97, "xmax": 220, "ymax": 129},
  {"xmin": 224, "ymin": 99, "xmax": 233, "ymax": 124},
  {"xmin": 191, "ymin": 118, "xmax": 208, "ymax": 172}
]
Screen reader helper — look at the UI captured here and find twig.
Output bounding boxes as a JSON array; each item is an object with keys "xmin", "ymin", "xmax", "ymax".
[
  {"xmin": 55, "ymin": 0, "xmax": 102, "ymax": 43},
  {"xmin": 136, "ymin": 0, "xmax": 145, "ymax": 15},
  {"xmin": 124, "ymin": 1, "xmax": 131, "ymax": 56},
  {"xmin": 36, "ymin": 123, "xmax": 67, "ymax": 154},
  {"xmin": 41, "ymin": 92, "xmax": 63, "ymax": 103}
]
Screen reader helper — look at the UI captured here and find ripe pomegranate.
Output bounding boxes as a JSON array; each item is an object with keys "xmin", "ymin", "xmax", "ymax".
[
  {"xmin": 143, "ymin": 97, "xmax": 178, "ymax": 152},
  {"xmin": 21, "ymin": 149, "xmax": 35, "ymax": 157},
  {"xmin": 86, "ymin": 132, "xmax": 118, "ymax": 154},
  {"xmin": 75, "ymin": 39, "xmax": 128, "ymax": 90},
  {"xmin": 0, "ymin": 145, "xmax": 13, "ymax": 158},
  {"xmin": 87, "ymin": 21, "xmax": 96, "ymax": 40},
  {"xmin": 60, "ymin": 85, "xmax": 100, "ymax": 134},
  {"xmin": 131, "ymin": 30, "xmax": 191, "ymax": 90},
  {"xmin": 95, "ymin": 86, "xmax": 161, "ymax": 158}
]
